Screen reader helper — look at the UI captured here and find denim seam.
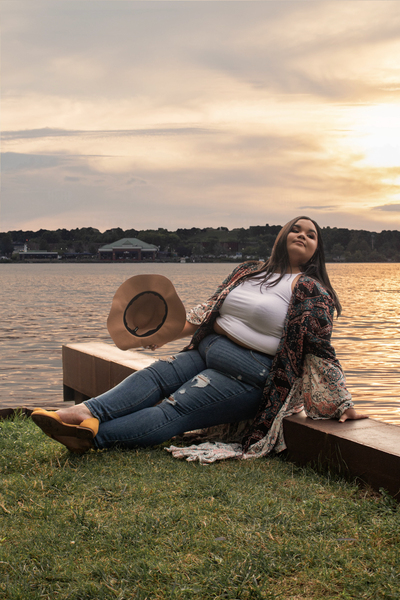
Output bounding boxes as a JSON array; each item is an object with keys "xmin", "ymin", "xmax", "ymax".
[{"xmin": 249, "ymin": 351, "xmax": 273, "ymax": 369}]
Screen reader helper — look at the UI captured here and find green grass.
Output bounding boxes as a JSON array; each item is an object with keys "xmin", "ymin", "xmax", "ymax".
[{"xmin": 0, "ymin": 414, "xmax": 399, "ymax": 600}]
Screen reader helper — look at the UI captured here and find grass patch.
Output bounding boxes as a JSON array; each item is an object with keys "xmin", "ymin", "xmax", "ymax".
[{"xmin": 0, "ymin": 414, "xmax": 399, "ymax": 599}]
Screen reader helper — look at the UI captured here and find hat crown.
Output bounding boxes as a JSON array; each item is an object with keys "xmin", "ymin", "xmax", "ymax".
[
  {"xmin": 107, "ymin": 274, "xmax": 186, "ymax": 350},
  {"xmin": 124, "ymin": 291, "xmax": 168, "ymax": 337}
]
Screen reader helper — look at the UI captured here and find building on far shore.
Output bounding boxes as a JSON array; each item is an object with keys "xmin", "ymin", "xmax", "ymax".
[
  {"xmin": 98, "ymin": 238, "xmax": 158, "ymax": 261},
  {"xmin": 19, "ymin": 250, "xmax": 59, "ymax": 260}
]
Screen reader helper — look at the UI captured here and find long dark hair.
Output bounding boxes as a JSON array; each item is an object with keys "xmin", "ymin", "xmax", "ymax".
[{"xmin": 247, "ymin": 216, "xmax": 342, "ymax": 316}]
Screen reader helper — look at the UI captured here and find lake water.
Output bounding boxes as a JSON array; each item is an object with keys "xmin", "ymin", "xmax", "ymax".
[{"xmin": 1, "ymin": 262, "xmax": 399, "ymax": 424}]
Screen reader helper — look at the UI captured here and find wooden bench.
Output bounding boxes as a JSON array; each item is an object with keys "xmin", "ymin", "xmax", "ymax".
[{"xmin": 63, "ymin": 342, "xmax": 400, "ymax": 500}]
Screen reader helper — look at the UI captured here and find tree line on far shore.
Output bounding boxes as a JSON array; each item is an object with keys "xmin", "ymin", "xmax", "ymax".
[{"xmin": 1, "ymin": 224, "xmax": 400, "ymax": 262}]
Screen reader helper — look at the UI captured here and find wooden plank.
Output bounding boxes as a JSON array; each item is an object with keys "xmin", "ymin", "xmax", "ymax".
[
  {"xmin": 283, "ymin": 412, "xmax": 400, "ymax": 500},
  {"xmin": 62, "ymin": 342, "xmax": 156, "ymax": 402}
]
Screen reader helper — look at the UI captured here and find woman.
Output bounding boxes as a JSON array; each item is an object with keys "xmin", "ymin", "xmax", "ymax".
[{"xmin": 32, "ymin": 216, "xmax": 367, "ymax": 456}]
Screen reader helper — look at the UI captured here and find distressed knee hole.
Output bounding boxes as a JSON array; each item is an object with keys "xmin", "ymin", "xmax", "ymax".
[
  {"xmin": 166, "ymin": 395, "xmax": 177, "ymax": 405},
  {"xmin": 192, "ymin": 374, "xmax": 211, "ymax": 388},
  {"xmin": 159, "ymin": 355, "xmax": 177, "ymax": 363}
]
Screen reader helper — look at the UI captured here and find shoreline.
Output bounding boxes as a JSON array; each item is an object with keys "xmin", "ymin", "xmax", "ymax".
[{"xmin": 2, "ymin": 258, "xmax": 400, "ymax": 265}]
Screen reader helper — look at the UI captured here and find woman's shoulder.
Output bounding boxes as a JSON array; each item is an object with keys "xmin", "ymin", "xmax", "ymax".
[{"xmin": 296, "ymin": 274, "xmax": 333, "ymax": 302}]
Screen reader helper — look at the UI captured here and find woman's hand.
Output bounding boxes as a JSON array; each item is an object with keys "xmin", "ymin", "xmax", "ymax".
[
  {"xmin": 143, "ymin": 344, "xmax": 162, "ymax": 351},
  {"xmin": 338, "ymin": 408, "xmax": 369, "ymax": 423}
]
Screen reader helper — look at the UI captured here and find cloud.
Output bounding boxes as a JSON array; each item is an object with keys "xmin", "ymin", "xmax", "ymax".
[
  {"xmin": 372, "ymin": 203, "xmax": 400, "ymax": 212},
  {"xmin": 299, "ymin": 205, "xmax": 339, "ymax": 211},
  {"xmin": 3, "ymin": 1, "xmax": 400, "ymax": 104},
  {"xmin": 1, "ymin": 127, "xmax": 214, "ymax": 141},
  {"xmin": 1, "ymin": 152, "xmax": 63, "ymax": 171},
  {"xmin": 126, "ymin": 177, "xmax": 147, "ymax": 186}
]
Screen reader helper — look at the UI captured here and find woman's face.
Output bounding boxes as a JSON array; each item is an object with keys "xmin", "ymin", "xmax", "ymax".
[{"xmin": 286, "ymin": 219, "xmax": 318, "ymax": 270}]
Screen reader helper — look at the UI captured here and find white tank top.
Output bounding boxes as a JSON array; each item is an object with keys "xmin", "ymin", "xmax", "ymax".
[{"xmin": 216, "ymin": 273, "xmax": 298, "ymax": 356}]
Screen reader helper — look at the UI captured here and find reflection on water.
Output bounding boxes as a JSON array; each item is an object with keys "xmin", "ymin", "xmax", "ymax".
[
  {"xmin": 1, "ymin": 262, "xmax": 399, "ymax": 424},
  {"xmin": 328, "ymin": 263, "xmax": 400, "ymax": 424}
]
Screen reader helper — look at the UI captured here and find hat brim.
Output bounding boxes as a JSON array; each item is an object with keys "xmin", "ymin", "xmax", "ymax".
[{"xmin": 107, "ymin": 274, "xmax": 186, "ymax": 350}]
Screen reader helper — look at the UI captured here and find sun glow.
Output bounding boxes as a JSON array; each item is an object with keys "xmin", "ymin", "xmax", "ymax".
[{"xmin": 348, "ymin": 104, "xmax": 400, "ymax": 168}]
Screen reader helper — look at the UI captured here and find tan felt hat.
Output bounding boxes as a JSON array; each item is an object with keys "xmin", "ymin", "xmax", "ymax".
[{"xmin": 107, "ymin": 274, "xmax": 186, "ymax": 350}]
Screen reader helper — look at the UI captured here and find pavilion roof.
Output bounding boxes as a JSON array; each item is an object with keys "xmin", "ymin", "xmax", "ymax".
[{"xmin": 99, "ymin": 238, "xmax": 158, "ymax": 251}]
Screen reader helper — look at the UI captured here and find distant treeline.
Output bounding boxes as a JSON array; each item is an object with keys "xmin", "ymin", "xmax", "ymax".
[{"xmin": 1, "ymin": 224, "xmax": 400, "ymax": 262}]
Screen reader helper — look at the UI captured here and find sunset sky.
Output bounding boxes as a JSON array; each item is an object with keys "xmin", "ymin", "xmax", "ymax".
[{"xmin": 2, "ymin": 0, "xmax": 400, "ymax": 233}]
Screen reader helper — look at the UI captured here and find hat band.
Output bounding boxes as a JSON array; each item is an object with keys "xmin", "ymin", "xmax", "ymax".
[{"xmin": 123, "ymin": 291, "xmax": 168, "ymax": 338}]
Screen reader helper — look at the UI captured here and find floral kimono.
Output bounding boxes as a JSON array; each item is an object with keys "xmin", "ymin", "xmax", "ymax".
[{"xmin": 166, "ymin": 262, "xmax": 353, "ymax": 464}]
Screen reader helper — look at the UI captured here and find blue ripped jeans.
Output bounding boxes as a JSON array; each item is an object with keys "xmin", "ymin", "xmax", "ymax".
[{"xmin": 84, "ymin": 334, "xmax": 272, "ymax": 449}]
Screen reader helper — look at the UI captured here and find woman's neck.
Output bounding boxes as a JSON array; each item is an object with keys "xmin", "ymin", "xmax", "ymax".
[{"xmin": 282, "ymin": 266, "xmax": 302, "ymax": 274}]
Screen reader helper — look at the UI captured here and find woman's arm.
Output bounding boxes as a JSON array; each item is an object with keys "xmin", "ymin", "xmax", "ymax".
[{"xmin": 296, "ymin": 278, "xmax": 368, "ymax": 422}]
